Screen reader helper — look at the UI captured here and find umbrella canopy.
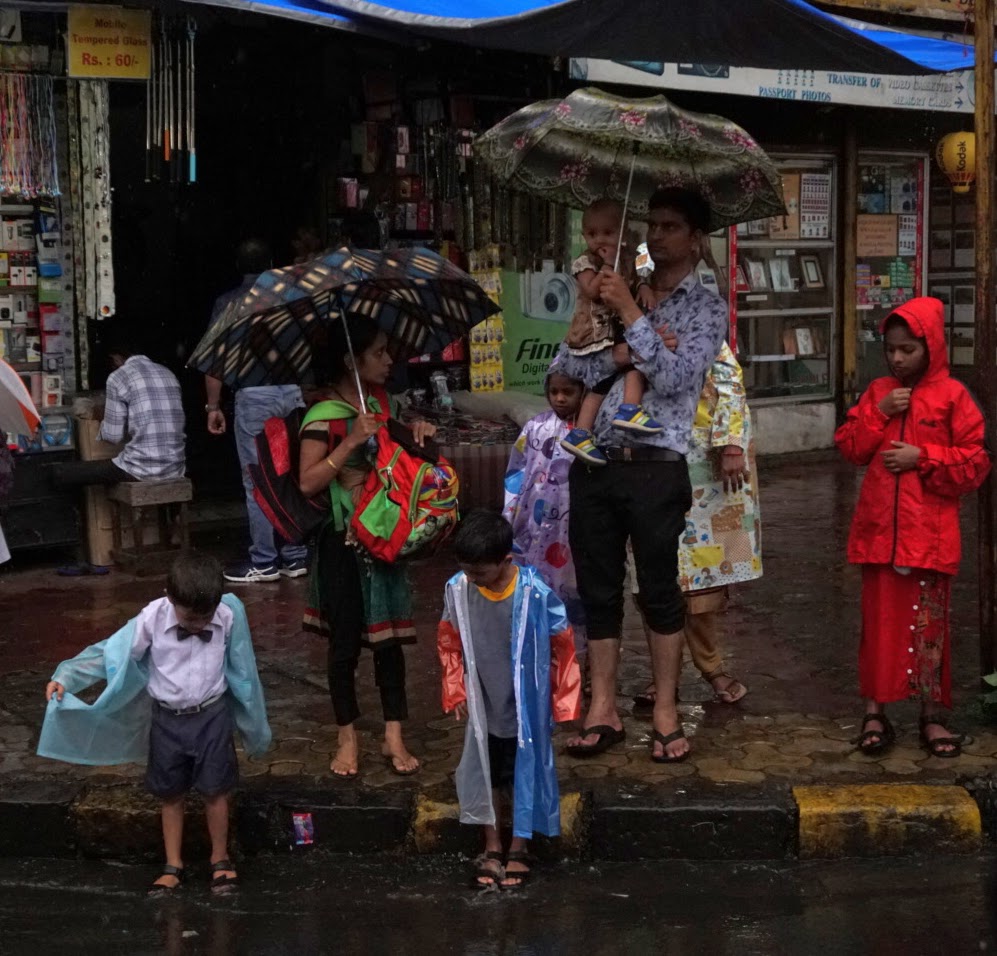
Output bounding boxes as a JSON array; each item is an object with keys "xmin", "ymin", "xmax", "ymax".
[
  {"xmin": 188, "ymin": 245, "xmax": 500, "ymax": 390},
  {"xmin": 0, "ymin": 359, "xmax": 41, "ymax": 436},
  {"xmin": 475, "ymin": 88, "xmax": 785, "ymax": 230}
]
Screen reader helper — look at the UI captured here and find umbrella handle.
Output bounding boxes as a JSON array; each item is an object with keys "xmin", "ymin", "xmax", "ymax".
[
  {"xmin": 613, "ymin": 144, "xmax": 639, "ymax": 274},
  {"xmin": 338, "ymin": 300, "xmax": 367, "ymax": 415}
]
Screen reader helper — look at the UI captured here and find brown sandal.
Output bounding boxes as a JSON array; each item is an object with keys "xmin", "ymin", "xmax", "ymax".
[{"xmin": 704, "ymin": 670, "xmax": 748, "ymax": 704}]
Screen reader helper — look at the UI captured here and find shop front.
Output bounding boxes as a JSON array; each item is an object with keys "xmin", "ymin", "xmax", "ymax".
[{"xmin": 570, "ymin": 54, "xmax": 972, "ymax": 454}]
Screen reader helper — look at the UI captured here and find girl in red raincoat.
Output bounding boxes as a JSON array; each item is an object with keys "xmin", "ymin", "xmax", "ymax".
[{"xmin": 835, "ymin": 296, "xmax": 990, "ymax": 759}]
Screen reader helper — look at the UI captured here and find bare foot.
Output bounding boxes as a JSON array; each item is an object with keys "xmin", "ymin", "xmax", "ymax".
[
  {"xmin": 381, "ymin": 741, "xmax": 420, "ymax": 775},
  {"xmin": 331, "ymin": 727, "xmax": 359, "ymax": 778}
]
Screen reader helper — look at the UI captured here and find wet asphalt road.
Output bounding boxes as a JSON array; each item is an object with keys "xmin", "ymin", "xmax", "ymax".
[{"xmin": 0, "ymin": 854, "xmax": 994, "ymax": 956}]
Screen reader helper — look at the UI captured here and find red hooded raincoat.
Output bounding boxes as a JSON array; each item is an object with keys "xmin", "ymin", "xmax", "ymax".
[{"xmin": 835, "ymin": 297, "xmax": 990, "ymax": 705}]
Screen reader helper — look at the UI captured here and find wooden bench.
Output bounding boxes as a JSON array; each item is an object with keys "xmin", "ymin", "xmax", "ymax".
[{"xmin": 108, "ymin": 478, "xmax": 193, "ymax": 574}]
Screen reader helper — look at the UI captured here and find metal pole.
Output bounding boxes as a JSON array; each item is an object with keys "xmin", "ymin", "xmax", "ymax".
[
  {"xmin": 613, "ymin": 144, "xmax": 638, "ymax": 273},
  {"xmin": 975, "ymin": 0, "xmax": 996, "ymax": 680}
]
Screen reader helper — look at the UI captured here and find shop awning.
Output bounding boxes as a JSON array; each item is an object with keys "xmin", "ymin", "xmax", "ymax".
[{"xmin": 186, "ymin": 0, "xmax": 981, "ymax": 75}]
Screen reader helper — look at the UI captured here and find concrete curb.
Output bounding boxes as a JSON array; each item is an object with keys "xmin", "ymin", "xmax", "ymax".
[{"xmin": 0, "ymin": 777, "xmax": 990, "ymax": 862}]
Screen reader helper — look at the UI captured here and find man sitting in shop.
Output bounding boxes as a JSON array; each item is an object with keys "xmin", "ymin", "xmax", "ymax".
[
  {"xmin": 204, "ymin": 238, "xmax": 308, "ymax": 585},
  {"xmin": 55, "ymin": 331, "xmax": 186, "ymax": 488},
  {"xmin": 51, "ymin": 330, "xmax": 187, "ymax": 575}
]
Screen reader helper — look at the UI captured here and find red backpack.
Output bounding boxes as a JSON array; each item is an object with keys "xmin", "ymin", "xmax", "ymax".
[{"xmin": 250, "ymin": 389, "xmax": 459, "ymax": 562}]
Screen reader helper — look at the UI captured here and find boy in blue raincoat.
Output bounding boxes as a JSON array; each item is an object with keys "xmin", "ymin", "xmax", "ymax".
[
  {"xmin": 437, "ymin": 511, "xmax": 581, "ymax": 889},
  {"xmin": 39, "ymin": 551, "xmax": 271, "ymax": 895}
]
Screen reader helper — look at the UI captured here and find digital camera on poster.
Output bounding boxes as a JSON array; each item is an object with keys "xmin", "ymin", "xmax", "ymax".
[{"xmin": 519, "ymin": 262, "xmax": 576, "ymax": 323}]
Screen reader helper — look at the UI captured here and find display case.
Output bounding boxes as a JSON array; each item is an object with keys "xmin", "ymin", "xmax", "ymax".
[
  {"xmin": 853, "ymin": 152, "xmax": 928, "ymax": 390},
  {"xmin": 927, "ymin": 175, "xmax": 974, "ymax": 368},
  {"xmin": 733, "ymin": 156, "xmax": 836, "ymax": 402}
]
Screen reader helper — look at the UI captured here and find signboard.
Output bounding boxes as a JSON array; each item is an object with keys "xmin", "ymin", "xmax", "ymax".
[
  {"xmin": 68, "ymin": 6, "xmax": 151, "ymax": 80},
  {"xmin": 820, "ymin": 0, "xmax": 974, "ymax": 22},
  {"xmin": 500, "ymin": 268, "xmax": 568, "ymax": 394},
  {"xmin": 571, "ymin": 58, "xmax": 979, "ymax": 114}
]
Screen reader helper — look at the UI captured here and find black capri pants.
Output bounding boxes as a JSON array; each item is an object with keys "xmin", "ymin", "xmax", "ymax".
[{"xmin": 568, "ymin": 458, "xmax": 692, "ymax": 639}]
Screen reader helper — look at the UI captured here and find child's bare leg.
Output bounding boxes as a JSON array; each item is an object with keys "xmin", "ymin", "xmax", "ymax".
[
  {"xmin": 573, "ymin": 391, "xmax": 605, "ymax": 434},
  {"xmin": 622, "ymin": 369, "xmax": 645, "ymax": 407},
  {"xmin": 152, "ymin": 795, "xmax": 185, "ymax": 889},
  {"xmin": 575, "ymin": 391, "xmax": 605, "ymax": 433},
  {"xmin": 331, "ymin": 723, "xmax": 359, "ymax": 777},
  {"xmin": 204, "ymin": 792, "xmax": 236, "ymax": 881}
]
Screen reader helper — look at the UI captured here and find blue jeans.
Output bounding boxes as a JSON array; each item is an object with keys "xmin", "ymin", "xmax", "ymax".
[{"xmin": 234, "ymin": 385, "xmax": 307, "ymax": 566}]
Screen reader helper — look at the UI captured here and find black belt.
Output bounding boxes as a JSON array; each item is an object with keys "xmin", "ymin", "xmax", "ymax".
[
  {"xmin": 601, "ymin": 447, "xmax": 685, "ymax": 463},
  {"xmin": 156, "ymin": 693, "xmax": 224, "ymax": 716}
]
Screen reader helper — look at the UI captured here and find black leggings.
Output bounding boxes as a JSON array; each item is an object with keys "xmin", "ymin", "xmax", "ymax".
[
  {"xmin": 328, "ymin": 640, "xmax": 407, "ymax": 727},
  {"xmin": 320, "ymin": 529, "xmax": 408, "ymax": 726}
]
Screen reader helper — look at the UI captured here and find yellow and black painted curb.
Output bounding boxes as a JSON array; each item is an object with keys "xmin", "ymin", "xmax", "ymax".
[{"xmin": 0, "ymin": 780, "xmax": 989, "ymax": 860}]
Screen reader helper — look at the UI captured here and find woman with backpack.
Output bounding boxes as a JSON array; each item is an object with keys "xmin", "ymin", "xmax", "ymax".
[{"xmin": 298, "ymin": 317, "xmax": 436, "ymax": 778}]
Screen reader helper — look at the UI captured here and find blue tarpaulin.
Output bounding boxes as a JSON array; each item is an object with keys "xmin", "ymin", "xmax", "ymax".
[{"xmin": 187, "ymin": 0, "xmax": 982, "ymax": 75}]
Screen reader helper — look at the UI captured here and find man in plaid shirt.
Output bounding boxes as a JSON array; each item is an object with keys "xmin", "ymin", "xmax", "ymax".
[
  {"xmin": 55, "ymin": 335, "xmax": 185, "ymax": 486},
  {"xmin": 99, "ymin": 343, "xmax": 186, "ymax": 480}
]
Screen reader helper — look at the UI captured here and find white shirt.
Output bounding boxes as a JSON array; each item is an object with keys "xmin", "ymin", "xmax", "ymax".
[{"xmin": 130, "ymin": 597, "xmax": 232, "ymax": 709}]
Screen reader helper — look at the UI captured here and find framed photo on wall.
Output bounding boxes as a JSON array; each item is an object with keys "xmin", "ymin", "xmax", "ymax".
[
  {"xmin": 800, "ymin": 254, "xmax": 825, "ymax": 290},
  {"xmin": 745, "ymin": 259, "xmax": 768, "ymax": 291},
  {"xmin": 768, "ymin": 257, "xmax": 794, "ymax": 292}
]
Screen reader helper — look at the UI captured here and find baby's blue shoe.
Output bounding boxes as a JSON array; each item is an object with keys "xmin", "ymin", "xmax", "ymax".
[
  {"xmin": 612, "ymin": 403, "xmax": 664, "ymax": 434},
  {"xmin": 559, "ymin": 428, "xmax": 608, "ymax": 466}
]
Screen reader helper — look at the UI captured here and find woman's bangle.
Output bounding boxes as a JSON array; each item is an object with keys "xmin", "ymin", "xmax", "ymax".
[
  {"xmin": 326, "ymin": 456, "xmax": 339, "ymax": 471},
  {"xmin": 721, "ymin": 447, "xmax": 744, "ymax": 457}
]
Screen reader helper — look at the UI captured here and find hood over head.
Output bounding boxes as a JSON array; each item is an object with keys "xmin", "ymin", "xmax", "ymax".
[{"xmin": 880, "ymin": 296, "xmax": 948, "ymax": 383}]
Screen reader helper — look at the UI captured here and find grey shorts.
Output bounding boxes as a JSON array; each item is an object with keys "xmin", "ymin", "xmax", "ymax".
[{"xmin": 145, "ymin": 697, "xmax": 239, "ymax": 799}]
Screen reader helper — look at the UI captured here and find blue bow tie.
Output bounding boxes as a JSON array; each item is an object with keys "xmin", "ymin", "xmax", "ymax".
[{"xmin": 177, "ymin": 625, "xmax": 212, "ymax": 643}]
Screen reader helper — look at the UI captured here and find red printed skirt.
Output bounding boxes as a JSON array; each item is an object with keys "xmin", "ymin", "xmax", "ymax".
[{"xmin": 859, "ymin": 564, "xmax": 951, "ymax": 707}]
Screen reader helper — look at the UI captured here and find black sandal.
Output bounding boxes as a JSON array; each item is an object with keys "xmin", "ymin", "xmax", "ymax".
[
  {"xmin": 856, "ymin": 712, "xmax": 895, "ymax": 755},
  {"xmin": 651, "ymin": 728, "xmax": 689, "ymax": 764},
  {"xmin": 210, "ymin": 859, "xmax": 240, "ymax": 895},
  {"xmin": 919, "ymin": 716, "xmax": 962, "ymax": 759},
  {"xmin": 501, "ymin": 851, "xmax": 531, "ymax": 889},
  {"xmin": 472, "ymin": 850, "xmax": 504, "ymax": 889},
  {"xmin": 147, "ymin": 864, "xmax": 184, "ymax": 896}
]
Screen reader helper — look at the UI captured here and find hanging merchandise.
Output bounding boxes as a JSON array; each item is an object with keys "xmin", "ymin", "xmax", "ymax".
[
  {"xmin": 146, "ymin": 15, "xmax": 197, "ymax": 186},
  {"xmin": 0, "ymin": 75, "xmax": 60, "ymax": 198},
  {"xmin": 68, "ymin": 79, "xmax": 115, "ymax": 390},
  {"xmin": 468, "ymin": 245, "xmax": 505, "ymax": 393},
  {"xmin": 187, "ymin": 17, "xmax": 196, "ymax": 184}
]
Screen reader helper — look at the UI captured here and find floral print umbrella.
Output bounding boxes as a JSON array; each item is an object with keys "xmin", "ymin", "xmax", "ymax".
[{"xmin": 474, "ymin": 87, "xmax": 785, "ymax": 230}]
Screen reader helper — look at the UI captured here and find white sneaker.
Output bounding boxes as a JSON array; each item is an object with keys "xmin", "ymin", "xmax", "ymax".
[{"xmin": 223, "ymin": 561, "xmax": 280, "ymax": 584}]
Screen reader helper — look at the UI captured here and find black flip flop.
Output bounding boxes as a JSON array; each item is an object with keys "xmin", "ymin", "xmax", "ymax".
[
  {"xmin": 651, "ymin": 728, "xmax": 689, "ymax": 764},
  {"xmin": 565, "ymin": 725, "xmax": 625, "ymax": 757},
  {"xmin": 856, "ymin": 712, "xmax": 895, "ymax": 756}
]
